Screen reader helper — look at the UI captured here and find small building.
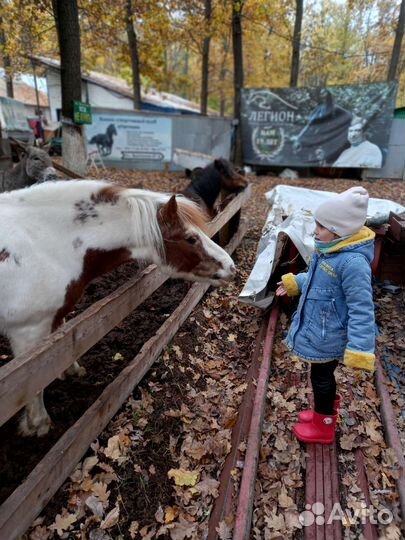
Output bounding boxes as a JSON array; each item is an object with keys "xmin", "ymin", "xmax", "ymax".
[
  {"xmin": 30, "ymin": 56, "xmax": 206, "ymax": 121},
  {"xmin": 28, "ymin": 56, "xmax": 232, "ymax": 172},
  {"xmin": 0, "ymin": 71, "xmax": 50, "ymax": 121}
]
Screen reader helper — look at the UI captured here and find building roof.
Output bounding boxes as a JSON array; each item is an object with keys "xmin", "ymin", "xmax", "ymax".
[
  {"xmin": 0, "ymin": 76, "xmax": 49, "ymax": 107},
  {"xmin": 31, "ymin": 55, "xmax": 206, "ymax": 115}
]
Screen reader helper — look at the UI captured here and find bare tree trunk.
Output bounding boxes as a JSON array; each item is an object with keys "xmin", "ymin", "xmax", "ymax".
[
  {"xmin": 388, "ymin": 0, "xmax": 405, "ymax": 80},
  {"xmin": 200, "ymin": 0, "xmax": 212, "ymax": 115},
  {"xmin": 232, "ymin": 0, "xmax": 244, "ymax": 166},
  {"xmin": 219, "ymin": 34, "xmax": 230, "ymax": 116},
  {"xmin": 125, "ymin": 0, "xmax": 142, "ymax": 109},
  {"xmin": 52, "ymin": 0, "xmax": 87, "ymax": 175},
  {"xmin": 290, "ymin": 0, "xmax": 303, "ymax": 87},
  {"xmin": 0, "ymin": 22, "xmax": 14, "ymax": 97}
]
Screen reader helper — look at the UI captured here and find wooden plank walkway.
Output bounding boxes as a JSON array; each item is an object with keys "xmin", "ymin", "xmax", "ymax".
[{"xmin": 304, "ymin": 442, "xmax": 342, "ymax": 540}]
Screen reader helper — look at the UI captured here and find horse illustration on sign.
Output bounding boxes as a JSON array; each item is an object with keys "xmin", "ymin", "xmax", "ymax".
[{"xmin": 89, "ymin": 124, "xmax": 117, "ymax": 156}]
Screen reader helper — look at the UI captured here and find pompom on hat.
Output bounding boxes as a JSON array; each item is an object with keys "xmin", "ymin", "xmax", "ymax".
[{"xmin": 314, "ymin": 186, "xmax": 369, "ymax": 237}]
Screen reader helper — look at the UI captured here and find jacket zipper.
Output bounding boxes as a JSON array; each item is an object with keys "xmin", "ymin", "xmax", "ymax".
[{"xmin": 321, "ymin": 311, "xmax": 326, "ymax": 338}]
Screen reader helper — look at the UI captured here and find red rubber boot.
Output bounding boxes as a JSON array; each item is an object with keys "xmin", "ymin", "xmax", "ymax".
[
  {"xmin": 298, "ymin": 394, "xmax": 341, "ymax": 423},
  {"xmin": 293, "ymin": 411, "xmax": 337, "ymax": 444}
]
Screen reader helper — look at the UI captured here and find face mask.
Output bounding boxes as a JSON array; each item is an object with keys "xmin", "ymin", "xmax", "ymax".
[{"xmin": 314, "ymin": 235, "xmax": 352, "ymax": 254}]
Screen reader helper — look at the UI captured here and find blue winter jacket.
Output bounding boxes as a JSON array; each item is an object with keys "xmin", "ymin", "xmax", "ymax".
[{"xmin": 281, "ymin": 227, "xmax": 376, "ymax": 371}]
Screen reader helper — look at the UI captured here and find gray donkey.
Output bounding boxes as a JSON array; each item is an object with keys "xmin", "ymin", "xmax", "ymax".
[{"xmin": 0, "ymin": 144, "xmax": 59, "ymax": 192}]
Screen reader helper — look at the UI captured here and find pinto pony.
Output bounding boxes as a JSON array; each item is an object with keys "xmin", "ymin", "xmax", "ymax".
[{"xmin": 0, "ymin": 180, "xmax": 235, "ymax": 437}]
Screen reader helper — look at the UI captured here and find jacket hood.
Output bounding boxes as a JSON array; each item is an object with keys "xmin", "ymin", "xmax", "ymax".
[{"xmin": 325, "ymin": 226, "xmax": 375, "ymax": 262}]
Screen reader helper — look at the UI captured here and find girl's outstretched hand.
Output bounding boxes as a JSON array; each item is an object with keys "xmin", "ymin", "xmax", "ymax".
[{"xmin": 276, "ymin": 281, "xmax": 288, "ymax": 296}]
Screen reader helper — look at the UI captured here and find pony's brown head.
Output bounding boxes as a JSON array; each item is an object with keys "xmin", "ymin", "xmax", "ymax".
[
  {"xmin": 214, "ymin": 158, "xmax": 248, "ymax": 193},
  {"xmin": 158, "ymin": 195, "xmax": 235, "ymax": 285}
]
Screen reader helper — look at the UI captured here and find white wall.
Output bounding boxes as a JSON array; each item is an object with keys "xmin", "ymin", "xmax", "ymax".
[
  {"xmin": 87, "ymin": 84, "xmax": 134, "ymax": 109},
  {"xmin": 46, "ymin": 69, "xmax": 134, "ymax": 121},
  {"xmin": 46, "ymin": 69, "xmax": 87, "ymax": 121}
]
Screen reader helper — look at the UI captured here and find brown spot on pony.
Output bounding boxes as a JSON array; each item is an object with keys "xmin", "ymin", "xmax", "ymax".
[{"xmin": 0, "ymin": 248, "xmax": 10, "ymax": 262}]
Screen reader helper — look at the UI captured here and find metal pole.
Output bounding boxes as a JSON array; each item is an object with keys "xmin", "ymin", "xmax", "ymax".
[{"xmin": 31, "ymin": 61, "xmax": 41, "ymax": 119}]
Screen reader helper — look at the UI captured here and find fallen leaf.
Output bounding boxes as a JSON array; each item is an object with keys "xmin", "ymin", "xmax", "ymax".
[
  {"xmin": 155, "ymin": 504, "xmax": 165, "ymax": 523},
  {"xmin": 382, "ymin": 523, "xmax": 403, "ymax": 540},
  {"xmin": 86, "ymin": 495, "xmax": 104, "ymax": 518},
  {"xmin": 340, "ymin": 433, "xmax": 357, "ymax": 451},
  {"xmin": 194, "ymin": 477, "xmax": 220, "ymax": 497},
  {"xmin": 89, "ymin": 529, "xmax": 112, "ymax": 540},
  {"xmin": 49, "ymin": 512, "xmax": 77, "ymax": 536},
  {"xmin": 167, "ymin": 468, "xmax": 200, "ymax": 487},
  {"xmin": 164, "ymin": 506, "xmax": 180, "ymax": 524},
  {"xmin": 278, "ymin": 486, "xmax": 295, "ymax": 509},
  {"xmin": 169, "ymin": 517, "xmax": 197, "ymax": 540},
  {"xmin": 92, "ymin": 482, "xmax": 111, "ymax": 504},
  {"xmin": 264, "ymin": 511, "xmax": 285, "ymax": 532},
  {"xmin": 172, "ymin": 345, "xmax": 183, "ymax": 359},
  {"xmin": 29, "ymin": 526, "xmax": 50, "ymax": 540},
  {"xmin": 128, "ymin": 521, "xmax": 139, "ymax": 539},
  {"xmin": 100, "ymin": 503, "xmax": 120, "ymax": 530},
  {"xmin": 217, "ymin": 519, "xmax": 232, "ymax": 539}
]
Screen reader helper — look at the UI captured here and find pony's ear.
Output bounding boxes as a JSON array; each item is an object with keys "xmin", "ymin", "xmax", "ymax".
[
  {"xmin": 159, "ymin": 195, "xmax": 180, "ymax": 225},
  {"xmin": 41, "ymin": 142, "xmax": 52, "ymax": 153},
  {"xmin": 19, "ymin": 141, "xmax": 29, "ymax": 151},
  {"xmin": 214, "ymin": 158, "xmax": 226, "ymax": 173}
]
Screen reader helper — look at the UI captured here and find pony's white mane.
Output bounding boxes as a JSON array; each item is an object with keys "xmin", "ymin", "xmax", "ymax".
[{"xmin": 123, "ymin": 188, "xmax": 170, "ymax": 261}]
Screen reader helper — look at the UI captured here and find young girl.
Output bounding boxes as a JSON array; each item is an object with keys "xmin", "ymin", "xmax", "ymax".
[{"xmin": 276, "ymin": 186, "xmax": 375, "ymax": 444}]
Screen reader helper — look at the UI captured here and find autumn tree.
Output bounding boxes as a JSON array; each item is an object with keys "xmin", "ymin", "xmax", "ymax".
[
  {"xmin": 0, "ymin": 12, "xmax": 13, "ymax": 97},
  {"xmin": 290, "ymin": 0, "xmax": 303, "ymax": 87},
  {"xmin": 232, "ymin": 0, "xmax": 244, "ymax": 165},
  {"xmin": 388, "ymin": 0, "xmax": 405, "ymax": 80},
  {"xmin": 201, "ymin": 0, "xmax": 212, "ymax": 114},
  {"xmin": 125, "ymin": 0, "xmax": 142, "ymax": 109},
  {"xmin": 52, "ymin": 0, "xmax": 87, "ymax": 175}
]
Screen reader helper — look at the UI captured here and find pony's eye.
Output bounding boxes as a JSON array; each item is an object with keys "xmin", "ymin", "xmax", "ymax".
[{"xmin": 186, "ymin": 235, "xmax": 198, "ymax": 245}]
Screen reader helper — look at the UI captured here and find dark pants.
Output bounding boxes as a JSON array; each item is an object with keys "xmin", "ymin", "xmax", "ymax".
[{"xmin": 310, "ymin": 360, "xmax": 339, "ymax": 415}]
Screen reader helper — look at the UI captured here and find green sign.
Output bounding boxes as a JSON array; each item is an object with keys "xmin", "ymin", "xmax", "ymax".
[{"xmin": 73, "ymin": 101, "xmax": 92, "ymax": 125}]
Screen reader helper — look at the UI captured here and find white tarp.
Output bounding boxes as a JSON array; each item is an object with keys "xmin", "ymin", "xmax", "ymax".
[
  {"xmin": 239, "ymin": 185, "xmax": 405, "ymax": 308},
  {"xmin": 0, "ymin": 96, "xmax": 29, "ymax": 132}
]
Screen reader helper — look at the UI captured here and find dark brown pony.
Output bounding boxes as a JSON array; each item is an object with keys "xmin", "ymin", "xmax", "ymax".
[{"xmin": 183, "ymin": 158, "xmax": 247, "ymax": 217}]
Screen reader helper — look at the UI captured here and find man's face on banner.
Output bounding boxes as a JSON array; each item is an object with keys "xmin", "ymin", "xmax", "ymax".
[{"xmin": 348, "ymin": 124, "xmax": 364, "ymax": 145}]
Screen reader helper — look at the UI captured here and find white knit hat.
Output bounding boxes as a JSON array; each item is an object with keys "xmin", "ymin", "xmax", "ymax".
[{"xmin": 314, "ymin": 187, "xmax": 369, "ymax": 236}]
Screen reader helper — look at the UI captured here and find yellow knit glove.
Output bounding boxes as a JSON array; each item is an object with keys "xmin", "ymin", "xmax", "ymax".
[{"xmin": 281, "ymin": 273, "xmax": 300, "ymax": 297}]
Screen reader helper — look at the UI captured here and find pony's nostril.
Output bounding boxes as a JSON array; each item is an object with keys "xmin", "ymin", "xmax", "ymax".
[{"xmin": 230, "ymin": 264, "xmax": 236, "ymax": 274}]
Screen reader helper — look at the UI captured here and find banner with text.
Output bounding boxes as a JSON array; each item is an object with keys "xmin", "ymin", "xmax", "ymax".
[
  {"xmin": 241, "ymin": 82, "xmax": 397, "ymax": 168},
  {"xmin": 87, "ymin": 113, "xmax": 172, "ymax": 161}
]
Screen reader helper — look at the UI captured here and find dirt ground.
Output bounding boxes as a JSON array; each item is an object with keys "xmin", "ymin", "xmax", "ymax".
[{"xmin": 0, "ymin": 170, "xmax": 404, "ymax": 540}]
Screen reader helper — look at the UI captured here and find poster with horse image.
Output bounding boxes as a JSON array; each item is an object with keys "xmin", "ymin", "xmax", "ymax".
[
  {"xmin": 86, "ymin": 113, "xmax": 172, "ymax": 161},
  {"xmin": 241, "ymin": 82, "xmax": 397, "ymax": 169}
]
